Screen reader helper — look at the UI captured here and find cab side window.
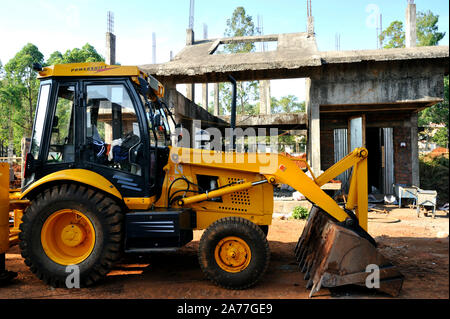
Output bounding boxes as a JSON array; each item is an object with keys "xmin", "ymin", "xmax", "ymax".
[
  {"xmin": 47, "ymin": 84, "xmax": 75, "ymax": 163},
  {"xmin": 86, "ymin": 84, "xmax": 142, "ymax": 175}
]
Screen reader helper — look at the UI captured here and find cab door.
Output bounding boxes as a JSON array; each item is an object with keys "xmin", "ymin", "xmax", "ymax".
[{"xmin": 81, "ymin": 79, "xmax": 151, "ymax": 198}]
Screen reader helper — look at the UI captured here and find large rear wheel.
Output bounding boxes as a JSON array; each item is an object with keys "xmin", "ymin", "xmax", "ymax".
[
  {"xmin": 198, "ymin": 217, "xmax": 270, "ymax": 289},
  {"xmin": 19, "ymin": 184, "xmax": 123, "ymax": 287}
]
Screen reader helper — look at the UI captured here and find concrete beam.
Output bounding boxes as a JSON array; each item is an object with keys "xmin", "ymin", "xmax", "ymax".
[
  {"xmin": 165, "ymin": 88, "xmax": 228, "ymax": 127},
  {"xmin": 320, "ymin": 101, "xmax": 438, "ymax": 113},
  {"xmin": 311, "ymin": 61, "xmax": 445, "ymax": 106},
  {"xmin": 218, "ymin": 113, "xmax": 307, "ymax": 129}
]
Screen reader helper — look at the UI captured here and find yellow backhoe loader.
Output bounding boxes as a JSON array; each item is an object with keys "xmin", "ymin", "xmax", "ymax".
[{"xmin": 0, "ymin": 62, "xmax": 403, "ymax": 296}]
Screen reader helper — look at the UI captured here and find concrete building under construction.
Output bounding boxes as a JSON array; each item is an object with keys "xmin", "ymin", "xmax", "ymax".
[{"xmin": 135, "ymin": 2, "xmax": 449, "ymax": 195}]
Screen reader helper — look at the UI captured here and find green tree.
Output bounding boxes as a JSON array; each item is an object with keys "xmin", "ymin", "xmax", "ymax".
[
  {"xmin": 0, "ymin": 82, "xmax": 26, "ymax": 156},
  {"xmin": 4, "ymin": 43, "xmax": 44, "ymax": 151},
  {"xmin": 218, "ymin": 7, "xmax": 259, "ymax": 115},
  {"xmin": 224, "ymin": 7, "xmax": 256, "ymax": 52},
  {"xmin": 419, "ymin": 76, "xmax": 449, "ymax": 128},
  {"xmin": 380, "ymin": 11, "xmax": 447, "ymax": 147},
  {"xmin": 417, "ymin": 10, "xmax": 446, "ymax": 46},
  {"xmin": 47, "ymin": 43, "xmax": 104, "ymax": 65},
  {"xmin": 419, "ymin": 76, "xmax": 449, "ymax": 147},
  {"xmin": 379, "ymin": 10, "xmax": 446, "ymax": 48},
  {"xmin": 379, "ymin": 21, "xmax": 405, "ymax": 48},
  {"xmin": 0, "ymin": 43, "xmax": 104, "ymax": 156},
  {"xmin": 432, "ymin": 127, "xmax": 448, "ymax": 148},
  {"xmin": 271, "ymin": 95, "xmax": 305, "ymax": 113}
]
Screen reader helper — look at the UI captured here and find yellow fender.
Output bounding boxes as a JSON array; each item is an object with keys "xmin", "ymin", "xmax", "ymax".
[
  {"xmin": 20, "ymin": 169, "xmax": 123, "ymax": 200},
  {"xmin": 0, "ymin": 163, "xmax": 10, "ymax": 254}
]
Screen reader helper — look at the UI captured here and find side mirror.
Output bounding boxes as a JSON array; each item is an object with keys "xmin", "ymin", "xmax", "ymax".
[
  {"xmin": 32, "ymin": 63, "xmax": 43, "ymax": 72},
  {"xmin": 138, "ymin": 77, "xmax": 150, "ymax": 96},
  {"xmin": 153, "ymin": 113, "xmax": 162, "ymax": 127}
]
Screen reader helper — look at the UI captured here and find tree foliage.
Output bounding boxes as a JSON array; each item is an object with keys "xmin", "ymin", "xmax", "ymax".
[
  {"xmin": 420, "ymin": 155, "xmax": 449, "ymax": 204},
  {"xmin": 46, "ymin": 43, "xmax": 104, "ymax": 65},
  {"xmin": 379, "ymin": 10, "xmax": 446, "ymax": 48},
  {"xmin": 419, "ymin": 75, "xmax": 449, "ymax": 148},
  {"xmin": 224, "ymin": 7, "xmax": 256, "ymax": 53},
  {"xmin": 416, "ymin": 10, "xmax": 446, "ymax": 46},
  {"xmin": 218, "ymin": 7, "xmax": 259, "ymax": 115},
  {"xmin": 271, "ymin": 95, "xmax": 305, "ymax": 113},
  {"xmin": 419, "ymin": 76, "xmax": 449, "ymax": 128},
  {"xmin": 379, "ymin": 21, "xmax": 405, "ymax": 48},
  {"xmin": 432, "ymin": 127, "xmax": 449, "ymax": 148},
  {"xmin": 380, "ymin": 10, "xmax": 447, "ymax": 147},
  {"xmin": 2, "ymin": 43, "xmax": 44, "ymax": 154},
  {"xmin": 0, "ymin": 43, "xmax": 103, "ymax": 156}
]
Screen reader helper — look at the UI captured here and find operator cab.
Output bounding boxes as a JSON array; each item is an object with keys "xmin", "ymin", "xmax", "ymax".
[{"xmin": 24, "ymin": 62, "xmax": 172, "ymax": 200}]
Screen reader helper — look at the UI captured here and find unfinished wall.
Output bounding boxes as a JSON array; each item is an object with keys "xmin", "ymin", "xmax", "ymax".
[
  {"xmin": 307, "ymin": 57, "xmax": 445, "ymax": 187},
  {"xmin": 320, "ymin": 111, "xmax": 416, "ymax": 190},
  {"xmin": 393, "ymin": 126, "xmax": 413, "ymax": 185}
]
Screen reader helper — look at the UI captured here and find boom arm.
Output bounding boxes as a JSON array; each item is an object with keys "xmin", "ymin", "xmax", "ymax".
[
  {"xmin": 273, "ymin": 147, "xmax": 369, "ymax": 230},
  {"xmin": 175, "ymin": 147, "xmax": 369, "ymax": 231}
]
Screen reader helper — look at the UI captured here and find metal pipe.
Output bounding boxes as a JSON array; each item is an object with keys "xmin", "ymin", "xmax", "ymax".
[
  {"xmin": 178, "ymin": 179, "xmax": 268, "ymax": 206},
  {"xmin": 228, "ymin": 75, "xmax": 237, "ymax": 150}
]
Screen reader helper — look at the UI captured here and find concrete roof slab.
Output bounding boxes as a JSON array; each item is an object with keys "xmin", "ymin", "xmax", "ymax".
[{"xmin": 139, "ymin": 30, "xmax": 448, "ymax": 83}]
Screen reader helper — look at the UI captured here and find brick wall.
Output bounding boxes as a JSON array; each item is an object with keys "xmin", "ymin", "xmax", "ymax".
[{"xmin": 393, "ymin": 127, "xmax": 412, "ymax": 185}]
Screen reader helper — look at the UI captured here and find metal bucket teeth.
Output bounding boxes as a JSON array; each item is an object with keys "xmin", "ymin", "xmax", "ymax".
[{"xmin": 296, "ymin": 208, "xmax": 404, "ymax": 297}]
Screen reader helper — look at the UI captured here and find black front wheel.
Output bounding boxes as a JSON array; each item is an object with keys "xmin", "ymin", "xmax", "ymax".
[
  {"xmin": 198, "ymin": 217, "xmax": 270, "ymax": 289},
  {"xmin": 19, "ymin": 184, "xmax": 124, "ymax": 287}
]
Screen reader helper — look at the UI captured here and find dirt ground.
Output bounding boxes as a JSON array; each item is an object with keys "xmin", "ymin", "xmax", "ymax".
[{"xmin": 1, "ymin": 205, "xmax": 448, "ymax": 299}]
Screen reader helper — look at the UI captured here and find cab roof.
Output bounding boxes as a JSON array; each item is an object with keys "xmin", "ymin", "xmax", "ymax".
[
  {"xmin": 37, "ymin": 62, "xmax": 147, "ymax": 78},
  {"xmin": 37, "ymin": 62, "xmax": 164, "ymax": 98}
]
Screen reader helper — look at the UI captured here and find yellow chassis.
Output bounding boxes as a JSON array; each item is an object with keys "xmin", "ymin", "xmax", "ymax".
[{"xmin": 2, "ymin": 147, "xmax": 369, "ymax": 251}]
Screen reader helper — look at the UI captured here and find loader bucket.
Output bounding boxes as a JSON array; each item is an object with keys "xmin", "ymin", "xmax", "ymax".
[{"xmin": 295, "ymin": 207, "xmax": 403, "ymax": 297}]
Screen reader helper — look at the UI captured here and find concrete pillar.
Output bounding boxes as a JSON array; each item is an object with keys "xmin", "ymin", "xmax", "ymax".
[
  {"xmin": 405, "ymin": 2, "xmax": 417, "ymax": 48},
  {"xmin": 411, "ymin": 112, "xmax": 420, "ymax": 186},
  {"xmin": 105, "ymin": 32, "xmax": 116, "ymax": 65},
  {"xmin": 202, "ymin": 83, "xmax": 208, "ymax": 110},
  {"xmin": 305, "ymin": 78, "xmax": 321, "ymax": 175},
  {"xmin": 186, "ymin": 28, "xmax": 194, "ymax": 45},
  {"xmin": 185, "ymin": 28, "xmax": 195, "ymax": 102},
  {"xmin": 259, "ymin": 80, "xmax": 271, "ymax": 114},
  {"xmin": 186, "ymin": 84, "xmax": 195, "ymax": 102},
  {"xmin": 307, "ymin": 16, "xmax": 315, "ymax": 37},
  {"xmin": 213, "ymin": 83, "xmax": 220, "ymax": 116}
]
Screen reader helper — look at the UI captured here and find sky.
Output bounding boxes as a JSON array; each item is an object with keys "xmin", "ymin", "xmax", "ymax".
[{"xmin": 0, "ymin": 0, "xmax": 448, "ymax": 102}]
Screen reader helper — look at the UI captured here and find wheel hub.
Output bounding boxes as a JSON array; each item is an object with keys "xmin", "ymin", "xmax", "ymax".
[
  {"xmin": 61, "ymin": 224, "xmax": 86, "ymax": 247},
  {"xmin": 215, "ymin": 236, "xmax": 251, "ymax": 273},
  {"xmin": 41, "ymin": 209, "xmax": 95, "ymax": 265}
]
